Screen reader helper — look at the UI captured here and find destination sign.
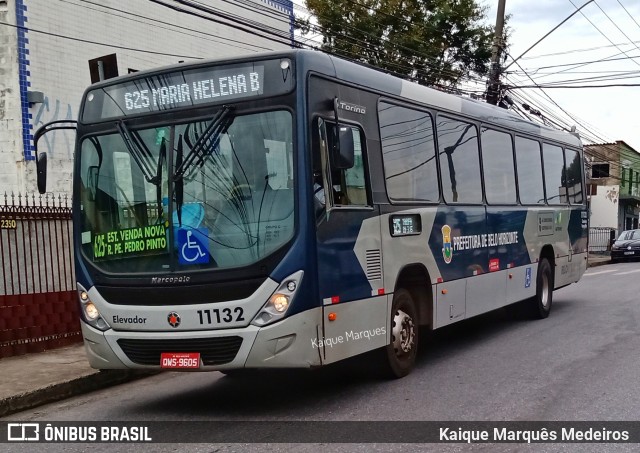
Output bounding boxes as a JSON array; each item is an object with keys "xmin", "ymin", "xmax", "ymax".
[
  {"xmin": 93, "ymin": 224, "xmax": 168, "ymax": 261},
  {"xmin": 122, "ymin": 68, "xmax": 262, "ymax": 112},
  {"xmin": 82, "ymin": 58, "xmax": 294, "ymax": 122}
]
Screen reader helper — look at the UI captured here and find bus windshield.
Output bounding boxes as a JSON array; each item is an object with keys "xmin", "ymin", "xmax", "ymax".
[{"xmin": 78, "ymin": 109, "xmax": 294, "ymax": 274}]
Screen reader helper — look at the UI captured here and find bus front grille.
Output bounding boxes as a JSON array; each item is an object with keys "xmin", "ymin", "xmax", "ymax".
[{"xmin": 117, "ymin": 337, "xmax": 243, "ymax": 366}]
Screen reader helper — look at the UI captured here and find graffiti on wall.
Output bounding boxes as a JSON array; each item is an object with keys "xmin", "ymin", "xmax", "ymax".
[
  {"xmin": 0, "ymin": 88, "xmax": 11, "ymax": 120},
  {"xmin": 605, "ymin": 186, "xmax": 619, "ymax": 204},
  {"xmin": 33, "ymin": 97, "xmax": 75, "ymax": 159}
]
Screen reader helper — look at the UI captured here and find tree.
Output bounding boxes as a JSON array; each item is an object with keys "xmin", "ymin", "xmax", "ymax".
[{"xmin": 301, "ymin": 0, "xmax": 495, "ymax": 88}]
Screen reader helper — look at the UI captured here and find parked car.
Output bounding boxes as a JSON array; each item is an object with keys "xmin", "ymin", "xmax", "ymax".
[{"xmin": 611, "ymin": 229, "xmax": 640, "ymax": 262}]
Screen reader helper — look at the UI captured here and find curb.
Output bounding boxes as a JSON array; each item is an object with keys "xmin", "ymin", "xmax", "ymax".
[
  {"xmin": 0, "ymin": 370, "xmax": 155, "ymax": 418},
  {"xmin": 587, "ymin": 260, "xmax": 610, "ymax": 268}
]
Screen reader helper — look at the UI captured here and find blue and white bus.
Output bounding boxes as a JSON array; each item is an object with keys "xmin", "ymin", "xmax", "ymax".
[{"xmin": 35, "ymin": 50, "xmax": 587, "ymax": 378}]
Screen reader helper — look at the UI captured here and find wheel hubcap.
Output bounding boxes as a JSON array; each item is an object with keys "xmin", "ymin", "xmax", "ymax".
[
  {"xmin": 392, "ymin": 309, "xmax": 415, "ymax": 356},
  {"xmin": 541, "ymin": 272, "xmax": 550, "ymax": 308}
]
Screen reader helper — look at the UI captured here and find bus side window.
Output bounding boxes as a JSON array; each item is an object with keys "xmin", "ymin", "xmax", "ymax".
[
  {"xmin": 564, "ymin": 148, "xmax": 584, "ymax": 204},
  {"xmin": 542, "ymin": 143, "xmax": 568, "ymax": 205},
  {"xmin": 515, "ymin": 136, "xmax": 545, "ymax": 205},
  {"xmin": 379, "ymin": 102, "xmax": 439, "ymax": 203},
  {"xmin": 437, "ymin": 116, "xmax": 482, "ymax": 204},
  {"xmin": 481, "ymin": 128, "xmax": 517, "ymax": 204}
]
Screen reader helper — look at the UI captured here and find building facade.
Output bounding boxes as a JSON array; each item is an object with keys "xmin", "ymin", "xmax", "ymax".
[
  {"xmin": 586, "ymin": 140, "xmax": 640, "ymax": 235},
  {"xmin": 0, "ymin": 0, "xmax": 293, "ymax": 195}
]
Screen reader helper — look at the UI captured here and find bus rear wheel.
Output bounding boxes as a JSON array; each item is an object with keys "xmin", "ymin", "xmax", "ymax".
[
  {"xmin": 382, "ymin": 288, "xmax": 418, "ymax": 378},
  {"xmin": 531, "ymin": 258, "xmax": 553, "ymax": 319}
]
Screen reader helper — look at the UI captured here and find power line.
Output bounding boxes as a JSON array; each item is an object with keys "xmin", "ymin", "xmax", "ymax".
[
  {"xmin": 511, "ymin": 53, "xmax": 640, "ymax": 73},
  {"xmin": 592, "ymin": 0, "xmax": 640, "ymax": 56},
  {"xmin": 505, "ymin": 81, "xmax": 640, "ymax": 173},
  {"xmin": 148, "ymin": 0, "xmax": 294, "ymax": 48},
  {"xmin": 297, "ymin": 0, "xmax": 493, "ymax": 86},
  {"xmin": 616, "ymin": 0, "xmax": 640, "ymax": 33},
  {"xmin": 39, "ymin": 1, "xmax": 485, "ymax": 96},
  {"xmin": 508, "ymin": 83, "xmax": 640, "ymax": 88},
  {"xmin": 69, "ymin": 0, "xmax": 266, "ymax": 52},
  {"xmin": 521, "ymin": 40, "xmax": 640, "ymax": 60},
  {"xmin": 501, "ymin": 61, "xmax": 640, "ymax": 167},
  {"xmin": 161, "ymin": 0, "xmax": 491, "ymax": 88},
  {"xmin": 505, "ymin": 0, "xmax": 596, "ymax": 70},
  {"xmin": 181, "ymin": 0, "xmax": 292, "ymax": 40},
  {"xmin": 0, "ymin": 20, "xmax": 205, "ymax": 59},
  {"xmin": 568, "ymin": 0, "xmax": 640, "ymax": 69}
]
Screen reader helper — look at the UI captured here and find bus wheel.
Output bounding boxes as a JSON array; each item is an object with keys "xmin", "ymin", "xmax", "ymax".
[
  {"xmin": 383, "ymin": 288, "xmax": 418, "ymax": 378},
  {"xmin": 531, "ymin": 258, "xmax": 553, "ymax": 319}
]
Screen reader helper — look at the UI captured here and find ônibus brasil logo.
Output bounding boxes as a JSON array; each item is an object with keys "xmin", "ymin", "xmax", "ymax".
[{"xmin": 442, "ymin": 224, "xmax": 452, "ymax": 264}]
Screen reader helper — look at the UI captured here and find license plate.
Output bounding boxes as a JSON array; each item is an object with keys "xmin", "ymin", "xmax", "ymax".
[
  {"xmin": 160, "ymin": 352, "xmax": 201, "ymax": 369},
  {"xmin": 624, "ymin": 251, "xmax": 635, "ymax": 255}
]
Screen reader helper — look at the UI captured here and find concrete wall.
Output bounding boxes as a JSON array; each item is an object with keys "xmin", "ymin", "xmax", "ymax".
[{"xmin": 0, "ymin": 0, "xmax": 293, "ymax": 196}]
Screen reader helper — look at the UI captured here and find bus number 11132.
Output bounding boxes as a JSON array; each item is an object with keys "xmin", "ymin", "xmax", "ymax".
[{"xmin": 197, "ymin": 308, "xmax": 245, "ymax": 325}]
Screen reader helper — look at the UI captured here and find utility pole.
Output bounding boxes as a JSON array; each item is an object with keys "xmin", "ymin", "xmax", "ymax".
[{"xmin": 486, "ymin": 0, "xmax": 506, "ymax": 105}]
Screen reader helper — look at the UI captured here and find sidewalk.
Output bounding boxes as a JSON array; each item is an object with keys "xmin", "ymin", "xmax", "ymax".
[
  {"xmin": 0, "ymin": 255, "xmax": 612, "ymax": 418},
  {"xmin": 0, "ymin": 343, "xmax": 152, "ymax": 417}
]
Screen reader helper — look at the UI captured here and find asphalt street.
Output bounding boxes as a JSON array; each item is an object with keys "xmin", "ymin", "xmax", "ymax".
[{"xmin": 4, "ymin": 261, "xmax": 640, "ymax": 452}]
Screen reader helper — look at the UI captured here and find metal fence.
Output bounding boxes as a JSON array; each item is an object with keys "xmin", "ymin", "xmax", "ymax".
[
  {"xmin": 588, "ymin": 227, "xmax": 617, "ymax": 253},
  {"xmin": 0, "ymin": 193, "xmax": 80, "ymax": 358}
]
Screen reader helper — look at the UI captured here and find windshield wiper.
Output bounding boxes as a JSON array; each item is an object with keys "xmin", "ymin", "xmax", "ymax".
[
  {"xmin": 116, "ymin": 120, "xmax": 160, "ymax": 185},
  {"xmin": 156, "ymin": 139, "xmax": 166, "ymax": 222},
  {"xmin": 117, "ymin": 120, "xmax": 168, "ymax": 222},
  {"xmin": 174, "ymin": 138, "xmax": 184, "ymax": 226},
  {"xmin": 173, "ymin": 105, "xmax": 233, "ymax": 179}
]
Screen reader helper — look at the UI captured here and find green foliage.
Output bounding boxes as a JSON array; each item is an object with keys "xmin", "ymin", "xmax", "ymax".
[{"xmin": 301, "ymin": 0, "xmax": 495, "ymax": 88}]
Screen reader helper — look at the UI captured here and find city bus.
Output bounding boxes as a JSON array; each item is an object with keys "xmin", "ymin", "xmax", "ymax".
[{"xmin": 34, "ymin": 50, "xmax": 588, "ymax": 378}]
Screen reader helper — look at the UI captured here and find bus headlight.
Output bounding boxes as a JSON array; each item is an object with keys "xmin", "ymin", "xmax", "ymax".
[
  {"xmin": 252, "ymin": 270, "xmax": 303, "ymax": 327},
  {"xmin": 77, "ymin": 284, "xmax": 110, "ymax": 331},
  {"xmin": 84, "ymin": 302, "xmax": 99, "ymax": 320},
  {"xmin": 270, "ymin": 294, "xmax": 289, "ymax": 312}
]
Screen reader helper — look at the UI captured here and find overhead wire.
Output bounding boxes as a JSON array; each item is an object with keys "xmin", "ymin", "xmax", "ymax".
[
  {"xmin": 520, "ymin": 40, "xmax": 640, "ymax": 60},
  {"xmin": 0, "ymin": 19, "xmax": 205, "ymax": 59},
  {"xmin": 567, "ymin": 0, "xmax": 640, "ymax": 69},
  {"xmin": 166, "ymin": 0, "xmax": 493, "ymax": 89},
  {"xmin": 616, "ymin": 0, "xmax": 640, "ymax": 33},
  {"xmin": 505, "ymin": 86, "xmax": 640, "ymax": 179},
  {"xmin": 288, "ymin": 0, "xmax": 493, "ymax": 85},
  {"xmin": 68, "ymin": 0, "xmax": 265, "ymax": 52},
  {"xmin": 148, "ymin": 0, "xmax": 294, "ymax": 48},
  {"xmin": 25, "ymin": 0, "xmax": 640, "ymax": 171}
]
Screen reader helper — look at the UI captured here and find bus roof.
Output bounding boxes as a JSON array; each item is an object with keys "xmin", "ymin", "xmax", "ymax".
[{"xmin": 85, "ymin": 49, "xmax": 582, "ymax": 148}]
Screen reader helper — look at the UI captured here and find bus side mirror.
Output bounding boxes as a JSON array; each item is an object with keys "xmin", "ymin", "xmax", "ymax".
[
  {"xmin": 331, "ymin": 125, "xmax": 355, "ymax": 170},
  {"xmin": 36, "ymin": 152, "xmax": 48, "ymax": 194}
]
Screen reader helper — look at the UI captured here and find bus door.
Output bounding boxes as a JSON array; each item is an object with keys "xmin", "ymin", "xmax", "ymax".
[
  {"xmin": 313, "ymin": 117, "xmax": 386, "ymax": 364},
  {"xmin": 433, "ymin": 206, "xmax": 487, "ymax": 322}
]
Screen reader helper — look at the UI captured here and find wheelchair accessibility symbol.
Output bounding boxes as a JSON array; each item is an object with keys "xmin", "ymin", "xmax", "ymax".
[{"xmin": 177, "ymin": 228, "xmax": 209, "ymax": 265}]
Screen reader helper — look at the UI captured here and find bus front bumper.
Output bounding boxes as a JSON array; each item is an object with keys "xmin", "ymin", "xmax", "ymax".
[{"xmin": 81, "ymin": 307, "xmax": 323, "ymax": 371}]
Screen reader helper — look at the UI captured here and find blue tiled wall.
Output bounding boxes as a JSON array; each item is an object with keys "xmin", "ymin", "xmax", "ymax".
[
  {"xmin": 264, "ymin": 0, "xmax": 295, "ymax": 47},
  {"xmin": 16, "ymin": 0, "xmax": 33, "ymax": 161}
]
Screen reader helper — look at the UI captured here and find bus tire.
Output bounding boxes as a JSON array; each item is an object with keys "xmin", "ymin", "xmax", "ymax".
[
  {"xmin": 382, "ymin": 288, "xmax": 418, "ymax": 378},
  {"xmin": 531, "ymin": 258, "xmax": 553, "ymax": 319}
]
